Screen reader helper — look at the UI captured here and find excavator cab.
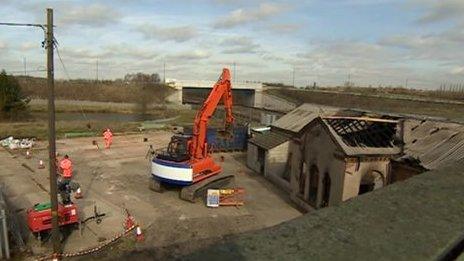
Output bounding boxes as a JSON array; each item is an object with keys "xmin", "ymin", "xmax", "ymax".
[{"xmin": 156, "ymin": 135, "xmax": 191, "ymax": 162}]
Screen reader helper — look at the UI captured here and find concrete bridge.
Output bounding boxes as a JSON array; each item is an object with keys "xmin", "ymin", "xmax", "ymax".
[{"xmin": 166, "ymin": 80, "xmax": 264, "ymax": 107}]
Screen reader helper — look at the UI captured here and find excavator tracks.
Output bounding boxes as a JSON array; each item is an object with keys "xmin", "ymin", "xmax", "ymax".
[
  {"xmin": 149, "ymin": 174, "xmax": 236, "ymax": 202},
  {"xmin": 180, "ymin": 173, "xmax": 235, "ymax": 202}
]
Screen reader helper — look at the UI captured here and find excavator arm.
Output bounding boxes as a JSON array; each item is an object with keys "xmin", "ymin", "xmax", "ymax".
[{"xmin": 190, "ymin": 68, "xmax": 234, "ymax": 160}]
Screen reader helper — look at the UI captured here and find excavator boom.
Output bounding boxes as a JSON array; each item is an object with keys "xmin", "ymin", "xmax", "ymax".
[
  {"xmin": 151, "ymin": 68, "xmax": 235, "ymax": 192},
  {"xmin": 191, "ymin": 68, "xmax": 234, "ymax": 159}
]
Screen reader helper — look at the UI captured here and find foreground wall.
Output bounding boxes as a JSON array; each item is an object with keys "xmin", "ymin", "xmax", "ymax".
[
  {"xmin": 186, "ymin": 160, "xmax": 464, "ymax": 260},
  {"xmin": 246, "ymin": 143, "xmax": 261, "ymax": 174}
]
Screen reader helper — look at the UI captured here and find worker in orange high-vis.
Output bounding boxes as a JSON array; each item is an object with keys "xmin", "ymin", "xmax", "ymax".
[
  {"xmin": 103, "ymin": 128, "xmax": 113, "ymax": 149},
  {"xmin": 59, "ymin": 155, "xmax": 73, "ymax": 181}
]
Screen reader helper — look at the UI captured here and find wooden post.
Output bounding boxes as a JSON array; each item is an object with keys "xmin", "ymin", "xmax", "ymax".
[{"xmin": 46, "ymin": 8, "xmax": 60, "ymax": 255}]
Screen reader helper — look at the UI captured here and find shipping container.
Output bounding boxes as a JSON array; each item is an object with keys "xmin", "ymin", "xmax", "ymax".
[{"xmin": 184, "ymin": 125, "xmax": 249, "ymax": 152}]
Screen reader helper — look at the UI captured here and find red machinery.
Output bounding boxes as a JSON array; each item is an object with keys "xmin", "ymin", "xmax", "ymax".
[
  {"xmin": 27, "ymin": 202, "xmax": 79, "ymax": 234},
  {"xmin": 151, "ymin": 68, "xmax": 235, "ymax": 200}
]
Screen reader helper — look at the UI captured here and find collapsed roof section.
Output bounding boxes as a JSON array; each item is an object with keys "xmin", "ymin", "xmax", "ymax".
[
  {"xmin": 324, "ymin": 116, "xmax": 399, "ymax": 148},
  {"xmin": 321, "ymin": 116, "xmax": 402, "ymax": 156}
]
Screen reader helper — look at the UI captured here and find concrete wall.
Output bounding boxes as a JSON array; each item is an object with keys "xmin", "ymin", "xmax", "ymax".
[
  {"xmin": 391, "ymin": 161, "xmax": 424, "ymax": 183},
  {"xmin": 264, "ymin": 141, "xmax": 291, "ymax": 192},
  {"xmin": 264, "ymin": 141, "xmax": 289, "ymax": 179},
  {"xmin": 261, "ymin": 93, "xmax": 296, "ymax": 112},
  {"xmin": 165, "ymin": 89, "xmax": 182, "ymax": 104},
  {"xmin": 290, "ymin": 123, "xmax": 345, "ymax": 211},
  {"xmin": 247, "ymin": 143, "xmax": 262, "ymax": 173},
  {"xmin": 247, "ymin": 141, "xmax": 292, "ymax": 192},
  {"xmin": 342, "ymin": 158, "xmax": 390, "ymax": 201},
  {"xmin": 289, "ymin": 122, "xmax": 393, "ymax": 211},
  {"xmin": 182, "ymin": 88, "xmax": 257, "ymax": 107}
]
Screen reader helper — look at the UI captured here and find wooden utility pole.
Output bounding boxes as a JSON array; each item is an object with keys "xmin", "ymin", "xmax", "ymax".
[
  {"xmin": 46, "ymin": 8, "xmax": 60, "ymax": 255},
  {"xmin": 233, "ymin": 62, "xmax": 236, "ymax": 84},
  {"xmin": 163, "ymin": 61, "xmax": 166, "ymax": 84},
  {"xmin": 292, "ymin": 66, "xmax": 295, "ymax": 87},
  {"xmin": 23, "ymin": 57, "xmax": 27, "ymax": 76},
  {"xmin": 96, "ymin": 58, "xmax": 99, "ymax": 82}
]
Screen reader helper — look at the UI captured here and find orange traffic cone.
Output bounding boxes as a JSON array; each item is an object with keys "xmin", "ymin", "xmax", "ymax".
[
  {"xmin": 136, "ymin": 225, "xmax": 144, "ymax": 242},
  {"xmin": 26, "ymin": 150, "xmax": 31, "ymax": 159},
  {"xmin": 38, "ymin": 160, "xmax": 45, "ymax": 169},
  {"xmin": 75, "ymin": 187, "xmax": 83, "ymax": 199}
]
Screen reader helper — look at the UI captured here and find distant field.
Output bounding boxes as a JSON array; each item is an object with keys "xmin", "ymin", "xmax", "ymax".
[
  {"xmin": 16, "ymin": 76, "xmax": 174, "ymax": 103},
  {"xmin": 0, "ymin": 100, "xmax": 197, "ymax": 139},
  {"xmin": 267, "ymin": 88, "xmax": 464, "ymax": 122},
  {"xmin": 313, "ymin": 85, "xmax": 464, "ymax": 102}
]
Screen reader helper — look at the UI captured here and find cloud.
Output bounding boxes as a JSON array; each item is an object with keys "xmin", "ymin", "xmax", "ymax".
[
  {"xmin": 0, "ymin": 40, "xmax": 7, "ymax": 50},
  {"xmin": 106, "ymin": 45, "xmax": 159, "ymax": 60},
  {"xmin": 214, "ymin": 3, "xmax": 291, "ymax": 28},
  {"xmin": 167, "ymin": 50, "xmax": 211, "ymax": 60},
  {"xmin": 295, "ymin": 41, "xmax": 413, "ymax": 86},
  {"xmin": 60, "ymin": 48, "xmax": 110, "ymax": 60},
  {"xmin": 221, "ymin": 36, "xmax": 260, "ymax": 54},
  {"xmin": 138, "ymin": 24, "xmax": 198, "ymax": 42},
  {"xmin": 450, "ymin": 67, "xmax": 464, "ymax": 75},
  {"xmin": 415, "ymin": 0, "xmax": 464, "ymax": 24},
  {"xmin": 55, "ymin": 3, "xmax": 121, "ymax": 27},
  {"xmin": 61, "ymin": 44, "xmax": 158, "ymax": 61},
  {"xmin": 379, "ymin": 26, "xmax": 464, "ymax": 62},
  {"xmin": 267, "ymin": 23, "xmax": 302, "ymax": 33},
  {"xmin": 20, "ymin": 42, "xmax": 38, "ymax": 51}
]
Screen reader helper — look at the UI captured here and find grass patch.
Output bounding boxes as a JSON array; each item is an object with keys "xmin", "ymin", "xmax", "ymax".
[{"xmin": 0, "ymin": 121, "xmax": 141, "ymax": 140}]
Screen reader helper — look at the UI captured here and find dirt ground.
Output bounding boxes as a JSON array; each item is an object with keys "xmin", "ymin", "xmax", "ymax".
[{"xmin": 0, "ymin": 131, "xmax": 301, "ymax": 259}]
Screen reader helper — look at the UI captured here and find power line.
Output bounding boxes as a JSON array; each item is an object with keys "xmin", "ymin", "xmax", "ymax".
[
  {"xmin": 54, "ymin": 40, "xmax": 89, "ymax": 123},
  {"xmin": 0, "ymin": 22, "xmax": 46, "ymax": 29},
  {"xmin": 7, "ymin": 69, "xmax": 46, "ymax": 74}
]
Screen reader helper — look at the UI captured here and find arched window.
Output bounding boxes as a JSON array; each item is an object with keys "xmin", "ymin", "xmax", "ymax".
[
  {"xmin": 299, "ymin": 163, "xmax": 306, "ymax": 196},
  {"xmin": 309, "ymin": 165, "xmax": 319, "ymax": 203},
  {"xmin": 321, "ymin": 172, "xmax": 331, "ymax": 207}
]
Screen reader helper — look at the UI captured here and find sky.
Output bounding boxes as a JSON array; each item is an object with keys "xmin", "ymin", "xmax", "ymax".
[{"xmin": 0, "ymin": 0, "xmax": 463, "ymax": 89}]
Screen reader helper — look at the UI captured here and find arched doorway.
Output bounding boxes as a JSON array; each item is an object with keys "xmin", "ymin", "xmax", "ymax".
[
  {"xmin": 321, "ymin": 173, "xmax": 331, "ymax": 207},
  {"xmin": 359, "ymin": 170, "xmax": 385, "ymax": 195},
  {"xmin": 309, "ymin": 165, "xmax": 319, "ymax": 204}
]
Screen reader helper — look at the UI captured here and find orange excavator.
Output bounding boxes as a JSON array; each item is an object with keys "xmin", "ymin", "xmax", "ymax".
[{"xmin": 150, "ymin": 68, "xmax": 235, "ymax": 201}]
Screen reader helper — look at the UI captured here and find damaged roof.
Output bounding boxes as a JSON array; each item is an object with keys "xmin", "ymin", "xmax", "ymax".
[
  {"xmin": 320, "ymin": 116, "xmax": 402, "ymax": 156},
  {"xmin": 249, "ymin": 131, "xmax": 289, "ymax": 150},
  {"xmin": 403, "ymin": 120, "xmax": 464, "ymax": 170},
  {"xmin": 271, "ymin": 103, "xmax": 338, "ymax": 134}
]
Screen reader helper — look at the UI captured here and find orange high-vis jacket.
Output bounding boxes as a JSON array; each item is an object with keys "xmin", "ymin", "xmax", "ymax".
[
  {"xmin": 59, "ymin": 158, "xmax": 73, "ymax": 178},
  {"xmin": 103, "ymin": 130, "xmax": 113, "ymax": 140}
]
